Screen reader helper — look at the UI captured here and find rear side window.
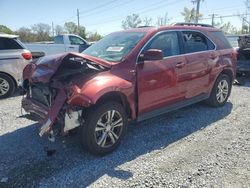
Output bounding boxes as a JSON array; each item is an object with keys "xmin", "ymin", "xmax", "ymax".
[
  {"xmin": 54, "ymin": 35, "xmax": 64, "ymax": 44},
  {"xmin": 211, "ymin": 31, "xmax": 232, "ymax": 49},
  {"xmin": 182, "ymin": 31, "xmax": 215, "ymax": 53},
  {"xmin": 0, "ymin": 37, "xmax": 23, "ymax": 50}
]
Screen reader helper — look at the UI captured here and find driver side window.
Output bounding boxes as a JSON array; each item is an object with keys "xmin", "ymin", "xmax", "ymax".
[{"xmin": 144, "ymin": 31, "xmax": 180, "ymax": 57}]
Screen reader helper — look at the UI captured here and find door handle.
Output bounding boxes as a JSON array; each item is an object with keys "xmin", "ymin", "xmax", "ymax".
[
  {"xmin": 69, "ymin": 46, "xmax": 75, "ymax": 49},
  {"xmin": 210, "ymin": 53, "xmax": 218, "ymax": 60},
  {"xmin": 175, "ymin": 62, "xmax": 186, "ymax": 68}
]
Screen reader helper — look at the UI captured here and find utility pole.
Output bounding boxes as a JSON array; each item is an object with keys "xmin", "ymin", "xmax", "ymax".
[
  {"xmin": 51, "ymin": 22, "xmax": 54, "ymax": 37},
  {"xmin": 209, "ymin": 14, "xmax": 218, "ymax": 27},
  {"xmin": 195, "ymin": 0, "xmax": 201, "ymax": 23},
  {"xmin": 77, "ymin": 8, "xmax": 80, "ymax": 34}
]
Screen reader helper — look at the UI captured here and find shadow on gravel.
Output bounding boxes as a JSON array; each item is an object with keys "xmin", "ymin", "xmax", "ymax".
[{"xmin": 0, "ymin": 102, "xmax": 233, "ymax": 187}]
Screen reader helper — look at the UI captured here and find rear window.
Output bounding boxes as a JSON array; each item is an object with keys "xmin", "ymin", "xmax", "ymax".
[
  {"xmin": 211, "ymin": 31, "xmax": 232, "ymax": 49},
  {"xmin": 0, "ymin": 37, "xmax": 24, "ymax": 50}
]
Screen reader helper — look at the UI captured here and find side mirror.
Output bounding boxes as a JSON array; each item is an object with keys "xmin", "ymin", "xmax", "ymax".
[{"xmin": 139, "ymin": 49, "xmax": 164, "ymax": 62}]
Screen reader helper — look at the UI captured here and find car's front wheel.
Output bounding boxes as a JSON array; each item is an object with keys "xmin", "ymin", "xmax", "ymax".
[
  {"xmin": 0, "ymin": 73, "xmax": 16, "ymax": 99},
  {"xmin": 80, "ymin": 102, "xmax": 128, "ymax": 155},
  {"xmin": 206, "ymin": 74, "xmax": 232, "ymax": 107}
]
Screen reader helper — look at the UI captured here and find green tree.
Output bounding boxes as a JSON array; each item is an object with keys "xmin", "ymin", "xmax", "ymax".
[
  {"xmin": 64, "ymin": 22, "xmax": 78, "ymax": 34},
  {"xmin": 121, "ymin": 14, "xmax": 142, "ymax": 29},
  {"xmin": 31, "ymin": 23, "xmax": 51, "ymax": 41},
  {"xmin": 156, "ymin": 13, "xmax": 172, "ymax": 26},
  {"xmin": 55, "ymin": 25, "xmax": 64, "ymax": 35},
  {"xmin": 64, "ymin": 22, "xmax": 86, "ymax": 39},
  {"xmin": 87, "ymin": 32, "xmax": 102, "ymax": 42},
  {"xmin": 143, "ymin": 17, "xmax": 153, "ymax": 26},
  {"xmin": 219, "ymin": 22, "xmax": 240, "ymax": 34},
  {"xmin": 181, "ymin": 7, "xmax": 198, "ymax": 23},
  {"xmin": 16, "ymin": 27, "xmax": 37, "ymax": 42},
  {"xmin": 0, "ymin": 25, "xmax": 13, "ymax": 34}
]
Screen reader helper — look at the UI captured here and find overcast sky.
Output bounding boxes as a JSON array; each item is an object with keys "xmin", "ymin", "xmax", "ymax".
[{"xmin": 0, "ymin": 0, "xmax": 246, "ymax": 35}]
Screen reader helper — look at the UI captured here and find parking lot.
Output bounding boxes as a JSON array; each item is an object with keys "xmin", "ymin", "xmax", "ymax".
[{"xmin": 0, "ymin": 78, "xmax": 249, "ymax": 188}]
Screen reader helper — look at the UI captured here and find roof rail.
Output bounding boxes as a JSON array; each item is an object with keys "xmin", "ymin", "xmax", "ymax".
[
  {"xmin": 174, "ymin": 22, "xmax": 214, "ymax": 28},
  {"xmin": 137, "ymin": 26, "xmax": 154, "ymax": 28}
]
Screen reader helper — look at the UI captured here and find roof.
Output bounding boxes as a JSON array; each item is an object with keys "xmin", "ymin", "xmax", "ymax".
[
  {"xmin": 121, "ymin": 24, "xmax": 221, "ymax": 33},
  {"xmin": 0, "ymin": 33, "xmax": 19, "ymax": 38}
]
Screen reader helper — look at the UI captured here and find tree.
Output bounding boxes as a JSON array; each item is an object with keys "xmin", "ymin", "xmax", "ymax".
[
  {"xmin": 143, "ymin": 17, "xmax": 153, "ymax": 26},
  {"xmin": 64, "ymin": 22, "xmax": 86, "ymax": 39},
  {"xmin": 0, "ymin": 25, "xmax": 13, "ymax": 34},
  {"xmin": 55, "ymin": 25, "xmax": 64, "ymax": 35},
  {"xmin": 31, "ymin": 23, "xmax": 51, "ymax": 41},
  {"xmin": 87, "ymin": 32, "xmax": 102, "ymax": 42},
  {"xmin": 181, "ymin": 7, "xmax": 197, "ymax": 23},
  {"xmin": 156, "ymin": 13, "xmax": 171, "ymax": 26},
  {"xmin": 219, "ymin": 22, "xmax": 240, "ymax": 34},
  {"xmin": 121, "ymin": 14, "xmax": 142, "ymax": 29},
  {"xmin": 64, "ymin": 22, "xmax": 78, "ymax": 34},
  {"xmin": 16, "ymin": 27, "xmax": 36, "ymax": 42}
]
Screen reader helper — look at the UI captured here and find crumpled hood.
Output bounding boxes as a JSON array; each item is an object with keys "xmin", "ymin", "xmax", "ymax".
[{"xmin": 23, "ymin": 52, "xmax": 112, "ymax": 83}]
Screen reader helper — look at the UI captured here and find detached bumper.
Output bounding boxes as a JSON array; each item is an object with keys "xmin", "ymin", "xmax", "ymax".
[{"xmin": 22, "ymin": 89, "xmax": 67, "ymax": 136}]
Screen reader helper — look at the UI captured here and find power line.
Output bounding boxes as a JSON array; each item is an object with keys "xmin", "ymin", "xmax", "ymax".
[
  {"xmin": 79, "ymin": 0, "xmax": 136, "ymax": 19},
  {"xmin": 84, "ymin": 0, "xmax": 184, "ymax": 27},
  {"xmin": 200, "ymin": 13, "xmax": 250, "ymax": 20}
]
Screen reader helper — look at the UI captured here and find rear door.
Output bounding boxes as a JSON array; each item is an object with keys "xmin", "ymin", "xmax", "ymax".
[
  {"xmin": 0, "ymin": 37, "xmax": 25, "ymax": 79},
  {"xmin": 137, "ymin": 31, "xmax": 188, "ymax": 115},
  {"xmin": 181, "ymin": 31, "xmax": 217, "ymax": 98}
]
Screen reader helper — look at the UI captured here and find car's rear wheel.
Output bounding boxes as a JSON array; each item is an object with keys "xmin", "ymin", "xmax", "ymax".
[
  {"xmin": 80, "ymin": 102, "xmax": 128, "ymax": 155},
  {"xmin": 206, "ymin": 74, "xmax": 232, "ymax": 107},
  {"xmin": 0, "ymin": 73, "xmax": 16, "ymax": 99}
]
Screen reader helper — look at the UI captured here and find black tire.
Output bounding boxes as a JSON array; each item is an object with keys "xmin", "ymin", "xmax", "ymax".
[
  {"xmin": 80, "ymin": 102, "xmax": 128, "ymax": 155},
  {"xmin": 206, "ymin": 74, "xmax": 232, "ymax": 107},
  {"xmin": 0, "ymin": 73, "xmax": 16, "ymax": 99}
]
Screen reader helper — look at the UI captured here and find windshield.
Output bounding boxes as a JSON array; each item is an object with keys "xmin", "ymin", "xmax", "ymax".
[{"xmin": 82, "ymin": 32, "xmax": 146, "ymax": 62}]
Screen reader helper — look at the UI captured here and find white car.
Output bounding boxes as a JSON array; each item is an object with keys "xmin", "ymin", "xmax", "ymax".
[{"xmin": 0, "ymin": 33, "xmax": 32, "ymax": 98}]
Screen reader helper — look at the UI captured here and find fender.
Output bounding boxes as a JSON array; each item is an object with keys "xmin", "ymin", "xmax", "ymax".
[{"xmin": 67, "ymin": 72, "xmax": 136, "ymax": 119}]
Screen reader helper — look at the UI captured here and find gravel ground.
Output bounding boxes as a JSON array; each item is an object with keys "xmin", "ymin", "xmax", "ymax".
[{"xmin": 0, "ymin": 78, "xmax": 250, "ymax": 188}]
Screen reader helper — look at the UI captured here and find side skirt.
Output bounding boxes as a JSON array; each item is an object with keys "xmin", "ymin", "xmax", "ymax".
[{"xmin": 137, "ymin": 93, "xmax": 209, "ymax": 122}]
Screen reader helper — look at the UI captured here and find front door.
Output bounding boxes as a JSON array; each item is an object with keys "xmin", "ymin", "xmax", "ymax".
[{"xmin": 137, "ymin": 31, "xmax": 187, "ymax": 116}]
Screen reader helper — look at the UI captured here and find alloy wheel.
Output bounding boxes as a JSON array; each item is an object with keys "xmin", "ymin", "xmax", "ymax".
[
  {"xmin": 94, "ymin": 110, "xmax": 123, "ymax": 148},
  {"xmin": 0, "ymin": 78, "xmax": 10, "ymax": 96},
  {"xmin": 216, "ymin": 79, "xmax": 229, "ymax": 103}
]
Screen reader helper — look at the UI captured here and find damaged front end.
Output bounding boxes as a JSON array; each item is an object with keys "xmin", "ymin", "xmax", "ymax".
[{"xmin": 21, "ymin": 52, "xmax": 109, "ymax": 138}]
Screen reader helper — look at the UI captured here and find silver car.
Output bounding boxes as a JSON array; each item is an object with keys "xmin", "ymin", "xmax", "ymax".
[{"xmin": 0, "ymin": 33, "xmax": 32, "ymax": 98}]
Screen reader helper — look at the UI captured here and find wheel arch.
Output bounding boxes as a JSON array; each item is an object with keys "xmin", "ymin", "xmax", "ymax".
[{"xmin": 95, "ymin": 91, "xmax": 132, "ymax": 119}]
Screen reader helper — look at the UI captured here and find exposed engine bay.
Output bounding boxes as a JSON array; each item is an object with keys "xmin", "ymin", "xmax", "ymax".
[{"xmin": 21, "ymin": 53, "xmax": 108, "ymax": 139}]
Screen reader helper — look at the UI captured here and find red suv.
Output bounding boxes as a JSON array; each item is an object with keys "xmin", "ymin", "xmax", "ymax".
[{"xmin": 21, "ymin": 23, "xmax": 237, "ymax": 155}]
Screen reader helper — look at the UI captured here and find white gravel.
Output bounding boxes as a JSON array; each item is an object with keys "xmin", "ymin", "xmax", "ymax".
[{"xmin": 0, "ymin": 78, "xmax": 250, "ymax": 188}]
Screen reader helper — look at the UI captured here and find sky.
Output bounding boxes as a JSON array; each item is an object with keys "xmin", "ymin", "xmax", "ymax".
[{"xmin": 0, "ymin": 0, "xmax": 247, "ymax": 36}]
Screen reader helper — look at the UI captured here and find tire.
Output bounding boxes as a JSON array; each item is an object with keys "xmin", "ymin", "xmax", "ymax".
[
  {"xmin": 80, "ymin": 102, "xmax": 128, "ymax": 155},
  {"xmin": 206, "ymin": 74, "xmax": 232, "ymax": 107},
  {"xmin": 0, "ymin": 73, "xmax": 16, "ymax": 99}
]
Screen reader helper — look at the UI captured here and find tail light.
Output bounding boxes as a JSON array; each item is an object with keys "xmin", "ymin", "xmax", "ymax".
[
  {"xmin": 232, "ymin": 49, "xmax": 238, "ymax": 61},
  {"xmin": 22, "ymin": 52, "xmax": 32, "ymax": 60}
]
